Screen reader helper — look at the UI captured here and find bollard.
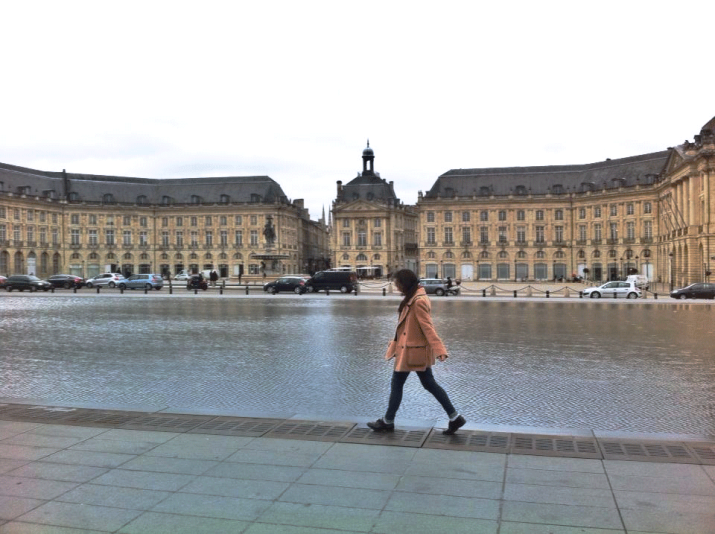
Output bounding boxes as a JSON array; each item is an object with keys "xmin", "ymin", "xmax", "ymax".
[
  {"xmin": 195, "ymin": 289, "xmax": 198, "ymax": 295},
  {"xmin": 73, "ymin": 286, "xmax": 77, "ymax": 294},
  {"xmin": 579, "ymin": 291, "xmax": 583, "ymax": 298},
  {"xmin": 513, "ymin": 290, "xmax": 517, "ymax": 298},
  {"xmin": 144, "ymin": 286, "xmax": 148, "ymax": 294},
  {"xmin": 169, "ymin": 285, "xmax": 173, "ymax": 294},
  {"xmin": 326, "ymin": 289, "xmax": 330, "ymax": 296},
  {"xmin": 220, "ymin": 287, "xmax": 223, "ymax": 295},
  {"xmin": 120, "ymin": 287, "xmax": 124, "ymax": 294},
  {"xmin": 482, "ymin": 289, "xmax": 486, "ymax": 297},
  {"xmin": 383, "ymin": 288, "xmax": 386, "ymax": 296},
  {"xmin": 245, "ymin": 285, "xmax": 249, "ymax": 295},
  {"xmin": 654, "ymin": 293, "xmax": 658, "ymax": 299},
  {"xmin": 354, "ymin": 288, "xmax": 358, "ymax": 296},
  {"xmin": 613, "ymin": 291, "xmax": 617, "ymax": 299},
  {"xmin": 51, "ymin": 286, "xmax": 55, "ymax": 293},
  {"xmin": 546, "ymin": 290, "xmax": 550, "ymax": 298},
  {"xmin": 97, "ymin": 286, "xmax": 100, "ymax": 294}
]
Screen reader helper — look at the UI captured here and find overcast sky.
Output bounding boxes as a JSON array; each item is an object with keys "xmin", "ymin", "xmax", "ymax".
[{"xmin": 2, "ymin": 1, "xmax": 712, "ymax": 220}]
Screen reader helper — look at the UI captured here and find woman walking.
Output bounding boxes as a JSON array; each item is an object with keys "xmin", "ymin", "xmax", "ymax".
[{"xmin": 368, "ymin": 269, "xmax": 466, "ymax": 434}]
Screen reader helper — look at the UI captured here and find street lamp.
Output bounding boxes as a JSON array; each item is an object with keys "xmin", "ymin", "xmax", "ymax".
[
  {"xmin": 669, "ymin": 252, "xmax": 674, "ymax": 292},
  {"xmin": 620, "ymin": 257, "xmax": 624, "ymax": 280},
  {"xmin": 514, "ymin": 258, "xmax": 517, "ymax": 282}
]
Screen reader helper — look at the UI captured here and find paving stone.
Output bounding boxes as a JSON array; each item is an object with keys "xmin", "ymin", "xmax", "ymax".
[
  {"xmin": 43, "ymin": 450, "xmax": 136, "ymax": 469},
  {"xmin": 385, "ymin": 491, "xmax": 500, "ymax": 520},
  {"xmin": 57, "ymin": 483, "xmax": 172, "ymax": 510},
  {"xmin": 609, "ymin": 474, "xmax": 715, "ymax": 495},
  {"xmin": 21, "ymin": 425, "xmax": 107, "ymax": 440},
  {"xmin": 0, "ymin": 476, "xmax": 77, "ymax": 500},
  {"xmin": 279, "ymin": 483, "xmax": 391, "ymax": 509},
  {"xmin": 504, "ymin": 483, "xmax": 616, "ymax": 508},
  {"xmin": 372, "ymin": 510, "xmax": 498, "ymax": 534},
  {"xmin": 501, "ymin": 501, "xmax": 624, "ymax": 530},
  {"xmin": 604, "ymin": 460, "xmax": 710, "ymax": 479},
  {"xmin": 614, "ymin": 489, "xmax": 715, "ymax": 514},
  {"xmin": 506, "ymin": 467, "xmax": 610, "ymax": 489},
  {"xmin": 143, "ymin": 442, "xmax": 239, "ymax": 461},
  {"xmin": 297, "ymin": 468, "xmax": 400, "ymax": 491},
  {"xmin": 202, "ymin": 461, "xmax": 305, "ymax": 482},
  {"xmin": 242, "ymin": 437, "xmax": 334, "ymax": 455},
  {"xmin": 226, "ymin": 449, "xmax": 322, "ymax": 468},
  {"xmin": 0, "ymin": 460, "xmax": 27, "ymax": 475},
  {"xmin": 0, "ymin": 523, "xmax": 106, "ymax": 534},
  {"xmin": 0, "ymin": 445, "xmax": 59, "ymax": 461},
  {"xmin": 396, "ymin": 475, "xmax": 502, "ymax": 499},
  {"xmin": 620, "ymin": 507, "xmax": 715, "ymax": 534},
  {"xmin": 499, "ymin": 523, "xmax": 625, "ymax": 534},
  {"xmin": 118, "ymin": 511, "xmax": 249, "ymax": 533},
  {"xmin": 90, "ymin": 469, "xmax": 194, "ymax": 492},
  {"xmin": 1, "ymin": 435, "xmax": 85, "ymax": 449},
  {"xmin": 507, "ymin": 454, "xmax": 605, "ymax": 473},
  {"xmin": 96, "ymin": 429, "xmax": 179, "ymax": 444},
  {"xmin": 69, "ymin": 438, "xmax": 160, "ymax": 455},
  {"xmin": 7, "ymin": 462, "xmax": 108, "ymax": 483},
  {"xmin": 257, "ymin": 501, "xmax": 379, "ymax": 532},
  {"xmin": 0, "ymin": 495, "xmax": 45, "ymax": 521},
  {"xmin": 151, "ymin": 492, "xmax": 271, "ymax": 521},
  {"xmin": 404, "ymin": 461, "xmax": 505, "ymax": 482},
  {"xmin": 15, "ymin": 501, "xmax": 142, "ymax": 532},
  {"xmin": 245, "ymin": 523, "xmax": 362, "ymax": 534},
  {"xmin": 119, "ymin": 456, "xmax": 218, "ymax": 475},
  {"xmin": 180, "ymin": 475, "xmax": 289, "ymax": 500}
]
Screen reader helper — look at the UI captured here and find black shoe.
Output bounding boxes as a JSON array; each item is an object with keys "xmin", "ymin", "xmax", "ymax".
[
  {"xmin": 367, "ymin": 418, "xmax": 395, "ymax": 432},
  {"xmin": 442, "ymin": 415, "xmax": 466, "ymax": 435}
]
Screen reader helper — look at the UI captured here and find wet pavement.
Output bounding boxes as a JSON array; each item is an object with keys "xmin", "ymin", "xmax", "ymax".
[{"xmin": 2, "ymin": 293, "xmax": 714, "ymax": 436}]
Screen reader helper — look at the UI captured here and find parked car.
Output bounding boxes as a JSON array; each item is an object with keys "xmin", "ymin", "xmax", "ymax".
[
  {"xmin": 187, "ymin": 274, "xmax": 208, "ymax": 291},
  {"xmin": 0, "ymin": 275, "xmax": 7, "ymax": 289},
  {"xmin": 670, "ymin": 283, "xmax": 715, "ymax": 300},
  {"xmin": 419, "ymin": 278, "xmax": 460, "ymax": 296},
  {"xmin": 626, "ymin": 274, "xmax": 649, "ymax": 291},
  {"xmin": 305, "ymin": 270, "xmax": 358, "ymax": 293},
  {"xmin": 264, "ymin": 276, "xmax": 307, "ymax": 294},
  {"xmin": 47, "ymin": 274, "xmax": 85, "ymax": 289},
  {"xmin": 5, "ymin": 275, "xmax": 52, "ymax": 292},
  {"xmin": 582, "ymin": 281, "xmax": 641, "ymax": 299},
  {"xmin": 85, "ymin": 273, "xmax": 126, "ymax": 288},
  {"xmin": 118, "ymin": 274, "xmax": 164, "ymax": 291}
]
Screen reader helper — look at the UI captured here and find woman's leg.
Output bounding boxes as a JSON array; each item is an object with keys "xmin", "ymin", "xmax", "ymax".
[
  {"xmin": 384, "ymin": 371, "xmax": 410, "ymax": 423},
  {"xmin": 416, "ymin": 368, "xmax": 457, "ymax": 418}
]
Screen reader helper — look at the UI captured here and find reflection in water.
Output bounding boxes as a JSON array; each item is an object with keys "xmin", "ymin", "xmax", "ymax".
[{"xmin": 1, "ymin": 296, "xmax": 714, "ymax": 434}]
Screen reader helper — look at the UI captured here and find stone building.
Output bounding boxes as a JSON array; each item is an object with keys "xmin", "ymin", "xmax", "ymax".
[
  {"xmin": 0, "ymin": 163, "xmax": 329, "ymax": 280},
  {"xmin": 417, "ymin": 116, "xmax": 715, "ymax": 287},
  {"xmin": 331, "ymin": 143, "xmax": 418, "ymax": 277}
]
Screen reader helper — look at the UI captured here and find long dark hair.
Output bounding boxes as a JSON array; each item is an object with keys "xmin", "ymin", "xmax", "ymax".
[{"xmin": 393, "ymin": 269, "xmax": 420, "ymax": 314}]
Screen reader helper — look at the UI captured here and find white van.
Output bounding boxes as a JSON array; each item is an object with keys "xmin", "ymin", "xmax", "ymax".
[{"xmin": 626, "ymin": 274, "xmax": 649, "ymax": 290}]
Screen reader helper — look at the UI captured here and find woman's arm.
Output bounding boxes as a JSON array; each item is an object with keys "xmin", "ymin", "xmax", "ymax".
[{"xmin": 412, "ymin": 298, "xmax": 448, "ymax": 359}]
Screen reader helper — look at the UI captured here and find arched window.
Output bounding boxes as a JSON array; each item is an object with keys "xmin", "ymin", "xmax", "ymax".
[
  {"xmin": 190, "ymin": 253, "xmax": 198, "ymax": 259},
  {"xmin": 593, "ymin": 250, "xmax": 601, "ymax": 258},
  {"xmin": 123, "ymin": 253, "xmax": 132, "ymax": 260},
  {"xmin": 536, "ymin": 250, "xmax": 545, "ymax": 259},
  {"xmin": 233, "ymin": 253, "xmax": 242, "ymax": 259},
  {"xmin": 373, "ymin": 254, "xmax": 381, "ymax": 260},
  {"xmin": 140, "ymin": 253, "xmax": 149, "ymax": 260},
  {"xmin": 356, "ymin": 253, "xmax": 368, "ymax": 262},
  {"xmin": 554, "ymin": 251, "xmax": 565, "ymax": 259},
  {"xmin": 444, "ymin": 251, "xmax": 454, "ymax": 259},
  {"xmin": 461, "ymin": 251, "xmax": 471, "ymax": 259},
  {"xmin": 577, "ymin": 250, "xmax": 585, "ymax": 259},
  {"xmin": 517, "ymin": 251, "xmax": 526, "ymax": 259},
  {"xmin": 498, "ymin": 251, "xmax": 508, "ymax": 259},
  {"xmin": 106, "ymin": 253, "xmax": 116, "ymax": 260},
  {"xmin": 204, "ymin": 253, "xmax": 213, "ymax": 259},
  {"xmin": 71, "ymin": 252, "xmax": 81, "ymax": 260},
  {"xmin": 479, "ymin": 251, "xmax": 489, "ymax": 259},
  {"xmin": 342, "ymin": 253, "xmax": 350, "ymax": 260},
  {"xmin": 427, "ymin": 251, "xmax": 436, "ymax": 259}
]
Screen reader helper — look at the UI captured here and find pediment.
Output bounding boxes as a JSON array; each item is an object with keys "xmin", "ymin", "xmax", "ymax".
[
  {"xmin": 335, "ymin": 199, "xmax": 385, "ymax": 212},
  {"xmin": 664, "ymin": 148, "xmax": 685, "ymax": 175}
]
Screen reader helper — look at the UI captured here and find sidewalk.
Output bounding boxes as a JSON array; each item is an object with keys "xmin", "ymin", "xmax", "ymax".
[{"xmin": 1, "ymin": 405, "xmax": 714, "ymax": 533}]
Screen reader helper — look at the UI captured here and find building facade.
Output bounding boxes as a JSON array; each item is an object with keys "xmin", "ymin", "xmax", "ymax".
[
  {"xmin": 330, "ymin": 144, "xmax": 418, "ymax": 278},
  {"xmin": 0, "ymin": 163, "xmax": 329, "ymax": 280},
  {"xmin": 417, "ymin": 116, "xmax": 715, "ymax": 287}
]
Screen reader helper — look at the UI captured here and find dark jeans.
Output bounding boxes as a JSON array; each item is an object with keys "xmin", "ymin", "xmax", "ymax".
[{"xmin": 385, "ymin": 367, "xmax": 457, "ymax": 422}]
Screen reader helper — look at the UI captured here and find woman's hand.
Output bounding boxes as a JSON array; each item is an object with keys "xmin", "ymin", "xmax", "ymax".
[{"xmin": 437, "ymin": 354, "xmax": 448, "ymax": 362}]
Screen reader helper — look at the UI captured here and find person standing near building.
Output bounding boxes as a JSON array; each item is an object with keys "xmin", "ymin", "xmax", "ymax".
[
  {"xmin": 210, "ymin": 269, "xmax": 218, "ymax": 287},
  {"xmin": 368, "ymin": 269, "xmax": 466, "ymax": 434}
]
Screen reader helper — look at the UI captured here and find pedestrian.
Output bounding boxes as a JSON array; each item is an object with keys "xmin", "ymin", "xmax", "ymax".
[
  {"xmin": 368, "ymin": 268, "xmax": 466, "ymax": 434},
  {"xmin": 210, "ymin": 269, "xmax": 218, "ymax": 287}
]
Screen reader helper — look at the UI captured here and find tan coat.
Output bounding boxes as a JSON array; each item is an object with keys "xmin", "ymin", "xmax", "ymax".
[{"xmin": 384, "ymin": 287, "xmax": 448, "ymax": 372}]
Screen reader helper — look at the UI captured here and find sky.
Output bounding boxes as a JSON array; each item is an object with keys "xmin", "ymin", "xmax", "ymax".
[{"xmin": 2, "ymin": 1, "xmax": 713, "ymax": 220}]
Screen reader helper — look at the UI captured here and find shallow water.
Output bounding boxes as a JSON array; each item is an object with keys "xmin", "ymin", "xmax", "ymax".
[{"xmin": 1, "ymin": 295, "xmax": 713, "ymax": 434}]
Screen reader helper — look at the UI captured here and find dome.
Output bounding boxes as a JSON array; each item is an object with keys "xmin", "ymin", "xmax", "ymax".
[{"xmin": 362, "ymin": 140, "xmax": 374, "ymax": 157}]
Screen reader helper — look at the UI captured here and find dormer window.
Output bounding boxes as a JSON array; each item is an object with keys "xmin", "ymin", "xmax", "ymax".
[
  {"xmin": 515, "ymin": 185, "xmax": 527, "ymax": 196},
  {"xmin": 103, "ymin": 193, "xmax": 115, "ymax": 204},
  {"xmin": 68, "ymin": 192, "xmax": 80, "ymax": 202},
  {"xmin": 162, "ymin": 195, "xmax": 172, "ymax": 205},
  {"xmin": 191, "ymin": 195, "xmax": 201, "ymax": 205},
  {"xmin": 136, "ymin": 195, "xmax": 147, "ymax": 205},
  {"xmin": 220, "ymin": 194, "xmax": 230, "ymax": 204},
  {"xmin": 444, "ymin": 187, "xmax": 455, "ymax": 198},
  {"xmin": 552, "ymin": 184, "xmax": 565, "ymax": 195},
  {"xmin": 43, "ymin": 190, "xmax": 56, "ymax": 199},
  {"xmin": 251, "ymin": 194, "xmax": 262, "ymax": 203},
  {"xmin": 479, "ymin": 186, "xmax": 490, "ymax": 196}
]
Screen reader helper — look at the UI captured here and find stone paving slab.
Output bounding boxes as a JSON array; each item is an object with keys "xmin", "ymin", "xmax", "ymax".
[{"xmin": 1, "ymin": 406, "xmax": 715, "ymax": 533}]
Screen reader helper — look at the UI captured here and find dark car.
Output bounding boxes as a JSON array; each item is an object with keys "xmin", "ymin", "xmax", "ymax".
[
  {"xmin": 670, "ymin": 283, "xmax": 715, "ymax": 300},
  {"xmin": 305, "ymin": 270, "xmax": 358, "ymax": 293},
  {"xmin": 264, "ymin": 276, "xmax": 307, "ymax": 294},
  {"xmin": 5, "ymin": 275, "xmax": 52, "ymax": 292},
  {"xmin": 47, "ymin": 274, "xmax": 85, "ymax": 289}
]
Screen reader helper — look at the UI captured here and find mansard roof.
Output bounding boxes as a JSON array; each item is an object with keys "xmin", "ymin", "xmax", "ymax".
[
  {"xmin": 426, "ymin": 150, "xmax": 671, "ymax": 198},
  {"xmin": 0, "ymin": 162, "xmax": 290, "ymax": 205},
  {"xmin": 340, "ymin": 173, "xmax": 398, "ymax": 203}
]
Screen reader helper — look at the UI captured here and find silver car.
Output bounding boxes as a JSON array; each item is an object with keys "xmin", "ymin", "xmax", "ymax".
[
  {"xmin": 582, "ymin": 281, "xmax": 641, "ymax": 299},
  {"xmin": 419, "ymin": 278, "xmax": 460, "ymax": 296},
  {"xmin": 85, "ymin": 273, "xmax": 126, "ymax": 288},
  {"xmin": 117, "ymin": 273, "xmax": 164, "ymax": 291}
]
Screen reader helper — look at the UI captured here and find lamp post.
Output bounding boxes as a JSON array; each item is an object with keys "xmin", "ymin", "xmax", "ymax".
[
  {"xmin": 620, "ymin": 257, "xmax": 624, "ymax": 280},
  {"xmin": 669, "ymin": 252, "xmax": 674, "ymax": 292},
  {"xmin": 514, "ymin": 258, "xmax": 517, "ymax": 282}
]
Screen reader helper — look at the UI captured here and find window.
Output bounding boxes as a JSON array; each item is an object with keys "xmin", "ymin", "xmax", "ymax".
[
  {"xmin": 444, "ymin": 227, "xmax": 453, "ymax": 244},
  {"xmin": 555, "ymin": 209, "xmax": 563, "ymax": 221},
  {"xmin": 480, "ymin": 210, "xmax": 488, "ymax": 222},
  {"xmin": 579, "ymin": 208, "xmax": 586, "ymax": 219},
  {"xmin": 626, "ymin": 221, "xmax": 635, "ymax": 240},
  {"xmin": 342, "ymin": 219, "xmax": 350, "ymax": 228},
  {"xmin": 70, "ymin": 228, "xmax": 81, "ymax": 245},
  {"xmin": 205, "ymin": 231, "xmax": 213, "ymax": 246},
  {"xmin": 191, "ymin": 217, "xmax": 197, "ymax": 227},
  {"xmin": 0, "ymin": 207, "xmax": 5, "ymax": 218},
  {"xmin": 162, "ymin": 196, "xmax": 171, "ymax": 205},
  {"xmin": 498, "ymin": 210, "xmax": 506, "ymax": 221},
  {"xmin": 426, "ymin": 228, "xmax": 435, "ymax": 245},
  {"xmin": 52, "ymin": 213, "xmax": 58, "ymax": 224},
  {"xmin": 14, "ymin": 209, "xmax": 20, "ymax": 220},
  {"xmin": 579, "ymin": 225, "xmax": 587, "ymax": 241},
  {"xmin": 515, "ymin": 185, "xmax": 527, "ymax": 195},
  {"xmin": 610, "ymin": 223, "xmax": 618, "ymax": 240},
  {"xmin": 13, "ymin": 226, "xmax": 21, "ymax": 241},
  {"xmin": 374, "ymin": 218, "xmax": 381, "ymax": 227},
  {"xmin": 176, "ymin": 217, "xmax": 183, "ymax": 227},
  {"xmin": 480, "ymin": 226, "xmax": 489, "ymax": 244},
  {"xmin": 462, "ymin": 227, "xmax": 471, "ymax": 244},
  {"xmin": 105, "ymin": 229, "xmax": 115, "ymax": 245},
  {"xmin": 205, "ymin": 216, "xmax": 212, "ymax": 226},
  {"xmin": 250, "ymin": 215, "xmax": 257, "ymax": 225},
  {"xmin": 52, "ymin": 228, "xmax": 59, "ymax": 245},
  {"xmin": 555, "ymin": 226, "xmax": 563, "ymax": 243},
  {"xmin": 191, "ymin": 195, "xmax": 201, "ymax": 204},
  {"xmin": 235, "ymin": 215, "xmax": 243, "ymax": 225},
  {"xmin": 644, "ymin": 220, "xmax": 653, "ymax": 239},
  {"xmin": 535, "ymin": 210, "xmax": 544, "ymax": 221},
  {"xmin": 89, "ymin": 229, "xmax": 98, "ymax": 245},
  {"xmin": 139, "ymin": 231, "xmax": 148, "ymax": 246},
  {"xmin": 140, "ymin": 217, "xmax": 147, "ymax": 227},
  {"xmin": 191, "ymin": 231, "xmax": 199, "ymax": 246},
  {"xmin": 498, "ymin": 226, "xmax": 507, "ymax": 243},
  {"xmin": 40, "ymin": 211, "xmax": 46, "ymax": 222},
  {"xmin": 626, "ymin": 203, "xmax": 634, "ymax": 215},
  {"xmin": 426, "ymin": 211, "xmax": 435, "ymax": 223},
  {"xmin": 162, "ymin": 231, "xmax": 170, "ymax": 246},
  {"xmin": 137, "ymin": 195, "xmax": 147, "ymax": 205},
  {"xmin": 373, "ymin": 232, "xmax": 382, "ymax": 246},
  {"xmin": 89, "ymin": 214, "xmax": 97, "ymax": 225},
  {"xmin": 442, "ymin": 211, "xmax": 452, "ymax": 223},
  {"xmin": 594, "ymin": 224, "xmax": 602, "ymax": 241},
  {"xmin": 26, "ymin": 226, "xmax": 34, "ymax": 242},
  {"xmin": 71, "ymin": 214, "xmax": 79, "ymax": 225},
  {"xmin": 357, "ymin": 231, "xmax": 367, "ymax": 246},
  {"xmin": 535, "ymin": 226, "xmax": 545, "ymax": 243},
  {"xmin": 103, "ymin": 193, "xmax": 115, "ymax": 204},
  {"xmin": 220, "ymin": 194, "xmax": 230, "ymax": 204},
  {"xmin": 462, "ymin": 211, "xmax": 470, "ymax": 222},
  {"xmin": 517, "ymin": 226, "xmax": 525, "ymax": 243},
  {"xmin": 162, "ymin": 217, "xmax": 168, "ymax": 227},
  {"xmin": 594, "ymin": 207, "xmax": 601, "ymax": 218},
  {"xmin": 479, "ymin": 186, "xmax": 490, "ymax": 196},
  {"xmin": 644, "ymin": 202, "xmax": 652, "ymax": 214},
  {"xmin": 220, "ymin": 230, "xmax": 228, "ymax": 246},
  {"xmin": 234, "ymin": 230, "xmax": 242, "ymax": 246},
  {"xmin": 517, "ymin": 210, "xmax": 525, "ymax": 221},
  {"xmin": 27, "ymin": 210, "xmax": 34, "ymax": 222},
  {"xmin": 342, "ymin": 232, "xmax": 351, "ymax": 246},
  {"xmin": 610, "ymin": 204, "xmax": 617, "ymax": 216},
  {"xmin": 123, "ymin": 230, "xmax": 132, "ymax": 245},
  {"xmin": 122, "ymin": 216, "xmax": 130, "ymax": 226},
  {"xmin": 40, "ymin": 227, "xmax": 46, "ymax": 244}
]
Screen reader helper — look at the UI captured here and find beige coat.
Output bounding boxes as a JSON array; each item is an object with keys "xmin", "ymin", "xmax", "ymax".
[{"xmin": 384, "ymin": 287, "xmax": 448, "ymax": 372}]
